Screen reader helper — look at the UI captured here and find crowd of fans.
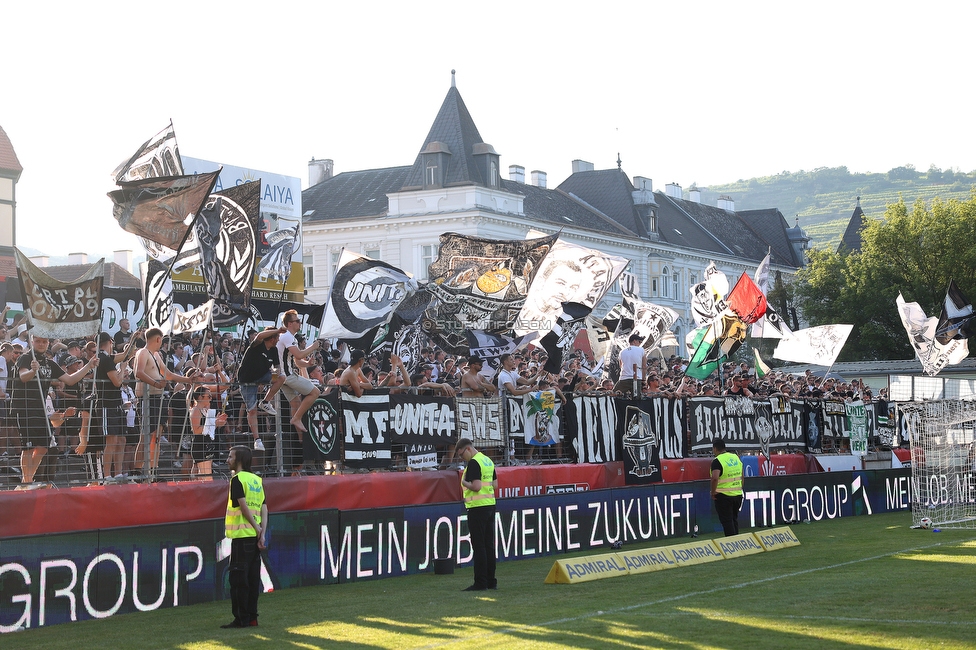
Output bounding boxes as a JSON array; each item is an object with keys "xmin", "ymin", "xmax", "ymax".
[{"xmin": 0, "ymin": 307, "xmax": 887, "ymax": 490}]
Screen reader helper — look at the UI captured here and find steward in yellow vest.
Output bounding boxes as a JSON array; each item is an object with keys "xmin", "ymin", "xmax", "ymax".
[
  {"xmin": 221, "ymin": 446, "xmax": 269, "ymax": 629},
  {"xmin": 456, "ymin": 438, "xmax": 497, "ymax": 591},
  {"xmin": 710, "ymin": 438, "xmax": 744, "ymax": 537}
]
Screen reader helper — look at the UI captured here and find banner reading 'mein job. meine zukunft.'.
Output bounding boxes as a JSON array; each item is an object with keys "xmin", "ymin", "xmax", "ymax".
[{"xmin": 0, "ymin": 469, "xmax": 910, "ymax": 632}]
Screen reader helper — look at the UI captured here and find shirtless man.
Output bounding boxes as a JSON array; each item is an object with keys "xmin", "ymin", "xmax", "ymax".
[
  {"xmin": 460, "ymin": 356, "xmax": 499, "ymax": 398},
  {"xmin": 134, "ymin": 327, "xmax": 201, "ymax": 477},
  {"xmin": 339, "ymin": 350, "xmax": 373, "ymax": 397}
]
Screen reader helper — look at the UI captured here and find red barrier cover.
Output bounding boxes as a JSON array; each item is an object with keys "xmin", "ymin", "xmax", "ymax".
[
  {"xmin": 660, "ymin": 458, "xmax": 713, "ymax": 483},
  {"xmin": 759, "ymin": 453, "xmax": 809, "ymax": 476},
  {"xmin": 0, "ymin": 462, "xmax": 625, "ymax": 538}
]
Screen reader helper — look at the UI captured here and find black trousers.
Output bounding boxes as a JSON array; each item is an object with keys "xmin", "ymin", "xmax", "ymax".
[
  {"xmin": 466, "ymin": 505, "xmax": 496, "ymax": 588},
  {"xmin": 714, "ymin": 493, "xmax": 743, "ymax": 536},
  {"xmin": 229, "ymin": 537, "xmax": 261, "ymax": 624}
]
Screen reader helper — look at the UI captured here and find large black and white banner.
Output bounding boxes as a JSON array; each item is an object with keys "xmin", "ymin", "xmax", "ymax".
[
  {"xmin": 687, "ymin": 396, "xmax": 806, "ymax": 453},
  {"xmin": 341, "ymin": 390, "xmax": 392, "ymax": 469},
  {"xmin": 515, "ymin": 234, "xmax": 627, "ymax": 337},
  {"xmin": 423, "ymin": 232, "xmax": 557, "ymax": 352},
  {"xmin": 388, "ymin": 393, "xmax": 455, "ymax": 469},
  {"xmin": 389, "ymin": 393, "xmax": 456, "ymax": 446},
  {"xmin": 565, "ymin": 394, "xmax": 618, "ymax": 463},
  {"xmin": 195, "ymin": 181, "xmax": 260, "ymax": 327},
  {"xmin": 303, "ymin": 391, "xmax": 342, "ymax": 461},
  {"xmin": 455, "ymin": 397, "xmax": 504, "ymax": 448}
]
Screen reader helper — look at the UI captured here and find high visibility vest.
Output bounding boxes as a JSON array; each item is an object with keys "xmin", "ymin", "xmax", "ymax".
[
  {"xmin": 715, "ymin": 452, "xmax": 743, "ymax": 496},
  {"xmin": 225, "ymin": 471, "xmax": 264, "ymax": 538},
  {"xmin": 461, "ymin": 452, "xmax": 496, "ymax": 509}
]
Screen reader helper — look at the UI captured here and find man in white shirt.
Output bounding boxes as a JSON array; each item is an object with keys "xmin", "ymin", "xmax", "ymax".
[
  {"xmin": 272, "ymin": 310, "xmax": 320, "ymax": 433},
  {"xmin": 615, "ymin": 334, "xmax": 646, "ymax": 395}
]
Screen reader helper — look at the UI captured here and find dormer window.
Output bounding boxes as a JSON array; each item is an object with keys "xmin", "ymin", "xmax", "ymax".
[
  {"xmin": 426, "ymin": 162, "xmax": 438, "ymax": 186},
  {"xmin": 490, "ymin": 161, "xmax": 498, "ymax": 187},
  {"xmin": 649, "ymin": 209, "xmax": 657, "ymax": 233}
]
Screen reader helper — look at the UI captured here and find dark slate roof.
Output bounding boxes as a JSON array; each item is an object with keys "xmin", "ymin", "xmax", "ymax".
[
  {"xmin": 736, "ymin": 208, "xmax": 804, "ymax": 267},
  {"xmin": 838, "ymin": 202, "xmax": 868, "ymax": 253},
  {"xmin": 657, "ymin": 193, "xmax": 798, "ymax": 267},
  {"xmin": 303, "ymin": 166, "xmax": 411, "ymax": 223},
  {"xmin": 652, "ymin": 194, "xmax": 736, "ymax": 255},
  {"xmin": 401, "ymin": 87, "xmax": 488, "ymax": 190},
  {"xmin": 557, "ymin": 169, "xmax": 644, "ymax": 234},
  {"xmin": 500, "ymin": 180, "xmax": 633, "ymax": 237},
  {"xmin": 0, "ymin": 125, "xmax": 22, "ymax": 178},
  {"xmin": 41, "ymin": 262, "xmax": 140, "ymax": 289}
]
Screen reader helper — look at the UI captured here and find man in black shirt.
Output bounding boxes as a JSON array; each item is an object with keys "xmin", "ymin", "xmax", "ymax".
[
  {"xmin": 93, "ymin": 332, "xmax": 131, "ymax": 479},
  {"xmin": 237, "ymin": 327, "xmax": 283, "ymax": 451}
]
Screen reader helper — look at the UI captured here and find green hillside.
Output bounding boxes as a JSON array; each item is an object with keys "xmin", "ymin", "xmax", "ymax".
[{"xmin": 695, "ymin": 165, "xmax": 976, "ymax": 249}]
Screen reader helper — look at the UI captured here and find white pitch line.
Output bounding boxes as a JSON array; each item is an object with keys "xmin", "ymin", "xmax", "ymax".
[{"xmin": 421, "ymin": 535, "xmax": 976, "ymax": 648}]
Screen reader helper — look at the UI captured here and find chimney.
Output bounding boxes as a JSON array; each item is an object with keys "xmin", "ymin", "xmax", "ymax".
[
  {"xmin": 530, "ymin": 170, "xmax": 547, "ymax": 188},
  {"xmin": 633, "ymin": 176, "xmax": 653, "ymax": 192},
  {"xmin": 632, "ymin": 176, "xmax": 657, "ymax": 207},
  {"xmin": 30, "ymin": 255, "xmax": 49, "ymax": 267},
  {"xmin": 308, "ymin": 157, "xmax": 334, "ymax": 186},
  {"xmin": 509, "ymin": 165, "xmax": 525, "ymax": 183},
  {"xmin": 717, "ymin": 195, "xmax": 735, "ymax": 211},
  {"xmin": 68, "ymin": 252, "xmax": 88, "ymax": 265},
  {"xmin": 665, "ymin": 183, "xmax": 682, "ymax": 199},
  {"xmin": 689, "ymin": 188, "xmax": 701, "ymax": 203},
  {"xmin": 113, "ymin": 249, "xmax": 133, "ymax": 274},
  {"xmin": 572, "ymin": 159, "xmax": 594, "ymax": 174}
]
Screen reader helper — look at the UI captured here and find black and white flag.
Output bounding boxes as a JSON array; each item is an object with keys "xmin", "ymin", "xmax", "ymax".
[
  {"xmin": 389, "ymin": 393, "xmax": 456, "ymax": 446},
  {"xmin": 303, "ymin": 392, "xmax": 342, "ymax": 461},
  {"xmin": 140, "ymin": 258, "xmax": 173, "ymax": 333},
  {"xmin": 516, "ymin": 234, "xmax": 627, "ymax": 336},
  {"xmin": 171, "ymin": 300, "xmax": 214, "ymax": 334},
  {"xmin": 195, "ymin": 181, "xmax": 260, "ymax": 327},
  {"xmin": 567, "ymin": 394, "xmax": 618, "ymax": 463},
  {"xmin": 936, "ymin": 279, "xmax": 975, "ymax": 345},
  {"xmin": 341, "ymin": 390, "xmax": 392, "ymax": 469},
  {"xmin": 255, "ymin": 224, "xmax": 299, "ymax": 284},
  {"xmin": 112, "ymin": 121, "xmax": 182, "ymax": 184},
  {"xmin": 321, "ymin": 250, "xmax": 417, "ymax": 340}
]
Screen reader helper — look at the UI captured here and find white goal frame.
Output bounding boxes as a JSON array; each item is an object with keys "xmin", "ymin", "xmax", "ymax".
[{"xmin": 900, "ymin": 400, "xmax": 976, "ymax": 529}]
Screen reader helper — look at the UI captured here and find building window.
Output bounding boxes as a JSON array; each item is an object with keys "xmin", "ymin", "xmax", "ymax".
[
  {"xmin": 365, "ymin": 248, "xmax": 381, "ymax": 260},
  {"xmin": 649, "ymin": 209, "xmax": 657, "ymax": 233},
  {"xmin": 330, "ymin": 250, "xmax": 341, "ymax": 283},
  {"xmin": 661, "ymin": 266, "xmax": 670, "ymax": 299},
  {"xmin": 672, "ymin": 272, "xmax": 679, "ymax": 299},
  {"xmin": 689, "ymin": 272, "xmax": 697, "ymax": 287},
  {"xmin": 304, "ymin": 260, "xmax": 314, "ymax": 288},
  {"xmin": 426, "ymin": 162, "xmax": 438, "ymax": 186},
  {"xmin": 651, "ymin": 278, "xmax": 658, "ymax": 297},
  {"xmin": 420, "ymin": 244, "xmax": 438, "ymax": 280},
  {"xmin": 490, "ymin": 161, "xmax": 498, "ymax": 187}
]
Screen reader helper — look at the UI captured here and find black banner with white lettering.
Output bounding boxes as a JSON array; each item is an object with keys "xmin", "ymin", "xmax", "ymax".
[
  {"xmin": 388, "ymin": 393, "xmax": 456, "ymax": 446},
  {"xmin": 455, "ymin": 397, "xmax": 505, "ymax": 448},
  {"xmin": 341, "ymin": 390, "xmax": 392, "ymax": 469},
  {"xmin": 687, "ymin": 396, "xmax": 808, "ymax": 454},
  {"xmin": 565, "ymin": 395, "xmax": 618, "ymax": 463}
]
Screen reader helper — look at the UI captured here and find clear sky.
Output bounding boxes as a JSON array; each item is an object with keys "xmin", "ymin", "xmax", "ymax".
[{"xmin": 4, "ymin": 1, "xmax": 974, "ymax": 257}]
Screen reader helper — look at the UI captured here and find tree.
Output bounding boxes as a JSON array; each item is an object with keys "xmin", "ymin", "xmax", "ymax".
[{"xmin": 794, "ymin": 193, "xmax": 976, "ymax": 361}]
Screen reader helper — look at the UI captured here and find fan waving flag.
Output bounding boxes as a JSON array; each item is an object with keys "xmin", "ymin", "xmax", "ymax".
[
  {"xmin": 726, "ymin": 272, "xmax": 768, "ymax": 325},
  {"xmin": 15, "ymin": 247, "xmax": 104, "ymax": 339},
  {"xmin": 140, "ymin": 259, "xmax": 174, "ymax": 333},
  {"xmin": 320, "ymin": 250, "xmax": 418, "ymax": 339},
  {"xmin": 773, "ymin": 324, "xmax": 853, "ymax": 366},
  {"xmin": 936, "ymin": 280, "xmax": 975, "ymax": 345},
  {"xmin": 750, "ymin": 252, "xmax": 771, "ymax": 337},
  {"xmin": 195, "ymin": 181, "xmax": 260, "ymax": 327},
  {"xmin": 108, "ymin": 171, "xmax": 220, "ymax": 251}
]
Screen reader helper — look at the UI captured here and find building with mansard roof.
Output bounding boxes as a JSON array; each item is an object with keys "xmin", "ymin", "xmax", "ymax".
[{"xmin": 301, "ymin": 75, "xmax": 808, "ymax": 345}]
